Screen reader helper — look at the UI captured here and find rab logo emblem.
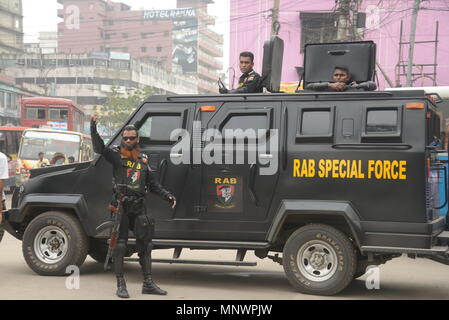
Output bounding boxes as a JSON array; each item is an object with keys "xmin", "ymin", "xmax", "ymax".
[
  {"xmin": 127, "ymin": 169, "xmax": 141, "ymax": 183},
  {"xmin": 216, "ymin": 185, "xmax": 235, "ymax": 208}
]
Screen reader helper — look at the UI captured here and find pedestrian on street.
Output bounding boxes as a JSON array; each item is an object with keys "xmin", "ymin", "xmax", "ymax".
[{"xmin": 0, "ymin": 151, "xmax": 8, "ymax": 244}]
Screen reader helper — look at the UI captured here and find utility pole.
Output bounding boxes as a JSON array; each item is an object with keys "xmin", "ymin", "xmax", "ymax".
[
  {"xmin": 336, "ymin": 0, "xmax": 351, "ymax": 41},
  {"xmin": 271, "ymin": 0, "xmax": 281, "ymax": 36},
  {"xmin": 352, "ymin": 0, "xmax": 360, "ymax": 41},
  {"xmin": 406, "ymin": 0, "xmax": 420, "ymax": 86}
]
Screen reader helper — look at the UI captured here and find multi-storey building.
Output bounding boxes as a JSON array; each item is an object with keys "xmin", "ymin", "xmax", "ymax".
[
  {"xmin": 57, "ymin": 0, "xmax": 223, "ymax": 93},
  {"xmin": 0, "ymin": 52, "xmax": 198, "ymax": 117},
  {"xmin": 25, "ymin": 32, "xmax": 58, "ymax": 55},
  {"xmin": 230, "ymin": 0, "xmax": 449, "ymax": 89},
  {"xmin": 0, "ymin": 72, "xmax": 44, "ymax": 125},
  {"xmin": 0, "ymin": 0, "xmax": 23, "ymax": 54}
]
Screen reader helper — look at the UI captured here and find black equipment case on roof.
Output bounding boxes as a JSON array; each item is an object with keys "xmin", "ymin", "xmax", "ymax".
[
  {"xmin": 302, "ymin": 41, "xmax": 376, "ymax": 85},
  {"xmin": 261, "ymin": 35, "xmax": 284, "ymax": 92}
]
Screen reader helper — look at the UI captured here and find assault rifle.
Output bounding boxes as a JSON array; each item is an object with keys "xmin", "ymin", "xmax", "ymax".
[{"xmin": 96, "ymin": 186, "xmax": 126, "ymax": 271}]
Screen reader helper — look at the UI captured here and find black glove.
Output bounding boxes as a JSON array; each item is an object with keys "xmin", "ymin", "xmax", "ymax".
[
  {"xmin": 166, "ymin": 194, "xmax": 176, "ymax": 206},
  {"xmin": 219, "ymin": 87, "xmax": 229, "ymax": 94}
]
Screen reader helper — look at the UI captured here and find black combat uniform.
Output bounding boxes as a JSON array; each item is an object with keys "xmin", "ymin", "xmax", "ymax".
[
  {"xmin": 220, "ymin": 70, "xmax": 262, "ymax": 94},
  {"xmin": 91, "ymin": 120, "xmax": 175, "ymax": 298}
]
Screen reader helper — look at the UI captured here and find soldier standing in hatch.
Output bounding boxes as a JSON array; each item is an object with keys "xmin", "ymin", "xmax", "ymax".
[
  {"xmin": 91, "ymin": 114, "xmax": 176, "ymax": 299},
  {"xmin": 220, "ymin": 51, "xmax": 262, "ymax": 94},
  {"xmin": 305, "ymin": 66, "xmax": 376, "ymax": 92}
]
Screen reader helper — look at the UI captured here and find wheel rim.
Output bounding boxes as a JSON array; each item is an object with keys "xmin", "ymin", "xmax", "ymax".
[
  {"xmin": 297, "ymin": 240, "xmax": 338, "ymax": 282},
  {"xmin": 33, "ymin": 226, "xmax": 69, "ymax": 264}
]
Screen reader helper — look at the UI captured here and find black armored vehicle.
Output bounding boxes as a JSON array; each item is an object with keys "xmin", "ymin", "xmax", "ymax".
[{"xmin": 3, "ymin": 40, "xmax": 449, "ymax": 296}]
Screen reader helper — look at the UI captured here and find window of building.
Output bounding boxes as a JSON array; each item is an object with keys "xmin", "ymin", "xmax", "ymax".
[
  {"xmin": 26, "ymin": 107, "xmax": 46, "ymax": 120},
  {"xmin": 122, "ymin": 33, "xmax": 128, "ymax": 39},
  {"xmin": 156, "ymin": 46, "xmax": 162, "ymax": 52},
  {"xmin": 0, "ymin": 91, "xmax": 4, "ymax": 109},
  {"xmin": 10, "ymin": 94, "xmax": 16, "ymax": 110},
  {"xmin": 6, "ymin": 93, "xmax": 12, "ymax": 109},
  {"xmin": 141, "ymin": 47, "xmax": 147, "ymax": 53},
  {"xmin": 300, "ymin": 12, "xmax": 337, "ymax": 52}
]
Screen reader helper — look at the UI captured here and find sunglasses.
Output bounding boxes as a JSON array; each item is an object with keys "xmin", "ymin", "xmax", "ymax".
[{"xmin": 122, "ymin": 136, "xmax": 138, "ymax": 141}]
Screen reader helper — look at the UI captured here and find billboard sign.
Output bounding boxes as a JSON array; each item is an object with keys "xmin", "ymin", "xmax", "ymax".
[
  {"xmin": 142, "ymin": 8, "xmax": 198, "ymax": 74},
  {"xmin": 142, "ymin": 8, "xmax": 196, "ymax": 20}
]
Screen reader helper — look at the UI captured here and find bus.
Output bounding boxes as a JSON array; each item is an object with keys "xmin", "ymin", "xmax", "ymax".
[
  {"xmin": 0, "ymin": 126, "xmax": 28, "ymax": 191},
  {"xmin": 21, "ymin": 97, "xmax": 85, "ymax": 133},
  {"xmin": 16, "ymin": 128, "xmax": 93, "ymax": 185},
  {"xmin": 0, "ymin": 126, "xmax": 27, "ymax": 158}
]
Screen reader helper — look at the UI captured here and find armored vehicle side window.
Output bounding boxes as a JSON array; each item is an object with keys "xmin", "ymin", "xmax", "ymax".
[
  {"xmin": 362, "ymin": 107, "xmax": 402, "ymax": 142},
  {"xmin": 366, "ymin": 110, "xmax": 397, "ymax": 133},
  {"xmin": 296, "ymin": 107, "xmax": 334, "ymax": 142},
  {"xmin": 222, "ymin": 114, "xmax": 267, "ymax": 132},
  {"xmin": 220, "ymin": 113, "xmax": 269, "ymax": 142},
  {"xmin": 138, "ymin": 114, "xmax": 182, "ymax": 145}
]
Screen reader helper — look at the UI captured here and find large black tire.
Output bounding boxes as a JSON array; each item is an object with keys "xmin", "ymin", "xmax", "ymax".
[
  {"xmin": 283, "ymin": 224, "xmax": 357, "ymax": 296},
  {"xmin": 22, "ymin": 211, "xmax": 89, "ymax": 276},
  {"xmin": 354, "ymin": 260, "xmax": 371, "ymax": 279}
]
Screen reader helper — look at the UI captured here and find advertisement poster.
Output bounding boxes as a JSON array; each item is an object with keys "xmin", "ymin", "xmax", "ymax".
[{"xmin": 142, "ymin": 8, "xmax": 198, "ymax": 74}]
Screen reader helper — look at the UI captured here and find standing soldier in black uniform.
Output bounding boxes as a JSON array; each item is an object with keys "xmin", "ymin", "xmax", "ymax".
[
  {"xmin": 91, "ymin": 114, "xmax": 176, "ymax": 299},
  {"xmin": 220, "ymin": 51, "xmax": 262, "ymax": 94}
]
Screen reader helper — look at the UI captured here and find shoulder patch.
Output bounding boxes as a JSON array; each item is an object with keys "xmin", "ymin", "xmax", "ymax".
[{"xmin": 141, "ymin": 153, "xmax": 149, "ymax": 164}]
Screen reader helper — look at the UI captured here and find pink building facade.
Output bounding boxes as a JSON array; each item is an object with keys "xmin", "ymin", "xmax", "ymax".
[{"xmin": 230, "ymin": 0, "xmax": 449, "ymax": 89}]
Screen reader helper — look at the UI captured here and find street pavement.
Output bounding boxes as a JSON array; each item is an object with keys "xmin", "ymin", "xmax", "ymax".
[{"xmin": 1, "ymin": 194, "xmax": 449, "ymax": 300}]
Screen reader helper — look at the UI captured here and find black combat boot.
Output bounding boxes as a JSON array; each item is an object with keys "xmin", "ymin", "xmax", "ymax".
[
  {"xmin": 138, "ymin": 243, "xmax": 167, "ymax": 295},
  {"xmin": 142, "ymin": 274, "xmax": 167, "ymax": 295},
  {"xmin": 116, "ymin": 276, "xmax": 130, "ymax": 299},
  {"xmin": 114, "ymin": 240, "xmax": 129, "ymax": 299}
]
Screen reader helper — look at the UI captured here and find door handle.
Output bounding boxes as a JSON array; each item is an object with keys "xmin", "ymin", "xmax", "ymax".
[
  {"xmin": 249, "ymin": 164, "xmax": 259, "ymax": 207},
  {"xmin": 170, "ymin": 153, "xmax": 183, "ymax": 158},
  {"xmin": 159, "ymin": 159, "xmax": 168, "ymax": 184}
]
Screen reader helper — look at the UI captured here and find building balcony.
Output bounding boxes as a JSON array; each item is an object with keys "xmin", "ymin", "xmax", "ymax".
[
  {"xmin": 198, "ymin": 65, "xmax": 219, "ymax": 82},
  {"xmin": 198, "ymin": 53, "xmax": 222, "ymax": 71},
  {"xmin": 0, "ymin": 4, "xmax": 23, "ymax": 17},
  {"xmin": 197, "ymin": 79, "xmax": 218, "ymax": 94},
  {"xmin": 199, "ymin": 28, "xmax": 224, "ymax": 45},
  {"xmin": 198, "ymin": 40, "xmax": 223, "ymax": 58},
  {"xmin": 198, "ymin": 11, "xmax": 215, "ymax": 26}
]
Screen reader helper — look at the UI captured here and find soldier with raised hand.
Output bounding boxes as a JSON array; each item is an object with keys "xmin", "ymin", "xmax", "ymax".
[{"xmin": 90, "ymin": 114, "xmax": 176, "ymax": 299}]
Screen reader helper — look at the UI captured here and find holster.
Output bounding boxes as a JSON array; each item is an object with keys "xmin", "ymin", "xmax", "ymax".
[{"xmin": 134, "ymin": 214, "xmax": 154, "ymax": 244}]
